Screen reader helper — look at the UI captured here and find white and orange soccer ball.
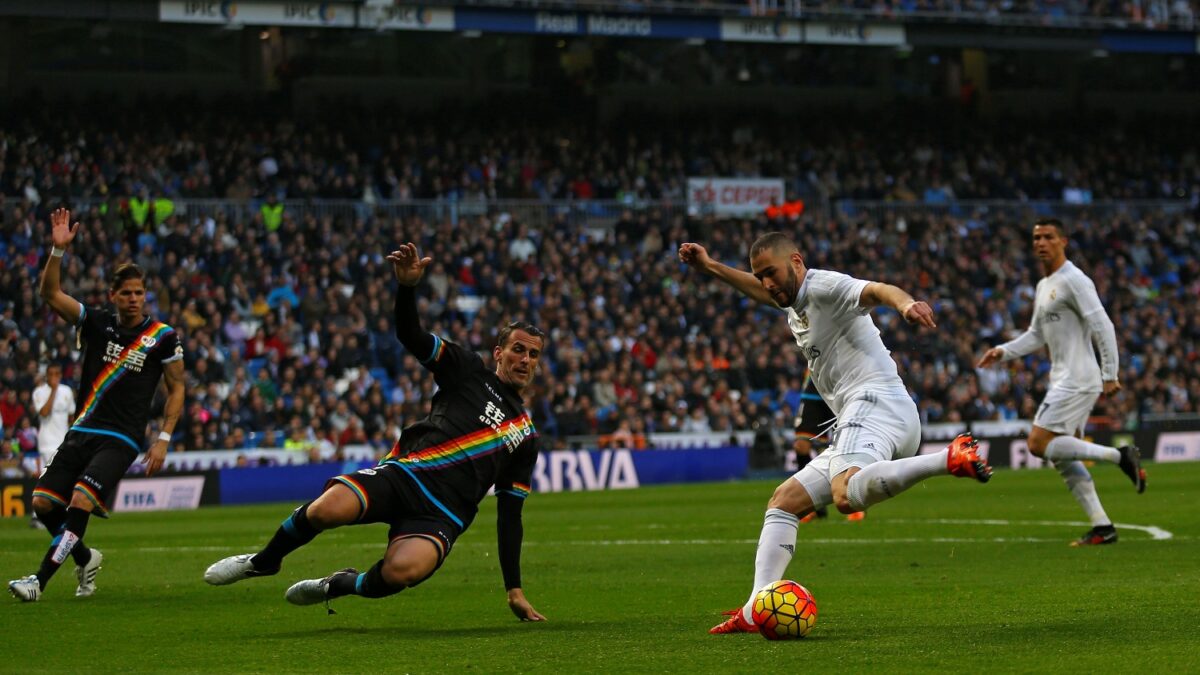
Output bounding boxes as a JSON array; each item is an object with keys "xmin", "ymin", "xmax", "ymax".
[{"xmin": 751, "ymin": 580, "xmax": 817, "ymax": 640}]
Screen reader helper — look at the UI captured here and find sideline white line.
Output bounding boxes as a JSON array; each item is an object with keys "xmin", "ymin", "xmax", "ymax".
[{"xmin": 890, "ymin": 518, "xmax": 1174, "ymax": 541}]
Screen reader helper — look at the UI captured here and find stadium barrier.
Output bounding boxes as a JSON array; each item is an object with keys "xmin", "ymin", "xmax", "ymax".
[
  {"xmin": 169, "ymin": 445, "xmax": 752, "ymax": 507},
  {"xmin": 0, "ymin": 471, "xmax": 220, "ymax": 518}
]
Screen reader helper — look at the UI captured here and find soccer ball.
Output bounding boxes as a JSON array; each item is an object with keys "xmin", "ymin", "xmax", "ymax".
[{"xmin": 752, "ymin": 580, "xmax": 817, "ymax": 640}]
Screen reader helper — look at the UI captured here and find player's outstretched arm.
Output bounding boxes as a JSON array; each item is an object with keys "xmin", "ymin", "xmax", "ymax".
[
  {"xmin": 497, "ymin": 491, "xmax": 545, "ymax": 621},
  {"xmin": 678, "ymin": 242, "xmax": 775, "ymax": 306},
  {"xmin": 990, "ymin": 320, "xmax": 1045, "ymax": 364},
  {"xmin": 976, "ymin": 347, "xmax": 1006, "ymax": 368},
  {"xmin": 38, "ymin": 207, "xmax": 83, "ymax": 325},
  {"xmin": 859, "ymin": 282, "xmax": 936, "ymax": 328},
  {"xmin": 386, "ymin": 242, "xmax": 432, "ymax": 288},
  {"xmin": 387, "ymin": 243, "xmax": 439, "ymax": 360}
]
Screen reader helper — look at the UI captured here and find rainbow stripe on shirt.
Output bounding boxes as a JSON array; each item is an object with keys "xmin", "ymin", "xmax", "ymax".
[
  {"xmin": 73, "ymin": 321, "xmax": 173, "ymax": 428},
  {"xmin": 386, "ymin": 414, "xmax": 536, "ymax": 470}
]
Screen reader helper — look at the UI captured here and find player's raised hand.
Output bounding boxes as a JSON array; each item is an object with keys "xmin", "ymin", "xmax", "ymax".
[
  {"xmin": 49, "ymin": 207, "xmax": 80, "ymax": 250},
  {"xmin": 900, "ymin": 300, "xmax": 937, "ymax": 328},
  {"xmin": 976, "ymin": 347, "xmax": 1005, "ymax": 368},
  {"xmin": 386, "ymin": 243, "xmax": 432, "ymax": 287},
  {"xmin": 507, "ymin": 588, "xmax": 546, "ymax": 622},
  {"xmin": 678, "ymin": 242, "xmax": 712, "ymax": 270}
]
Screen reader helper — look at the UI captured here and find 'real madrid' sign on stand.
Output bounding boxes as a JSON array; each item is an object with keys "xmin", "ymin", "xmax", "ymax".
[{"xmin": 687, "ymin": 177, "xmax": 785, "ymax": 217}]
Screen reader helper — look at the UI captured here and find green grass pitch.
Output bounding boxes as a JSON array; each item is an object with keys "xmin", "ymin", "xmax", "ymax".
[{"xmin": 2, "ymin": 462, "xmax": 1198, "ymax": 673}]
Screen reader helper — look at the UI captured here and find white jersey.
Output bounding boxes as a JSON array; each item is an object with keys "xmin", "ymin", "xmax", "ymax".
[
  {"xmin": 32, "ymin": 383, "xmax": 75, "ymax": 454},
  {"xmin": 784, "ymin": 269, "xmax": 906, "ymax": 415},
  {"xmin": 1000, "ymin": 260, "xmax": 1118, "ymax": 392}
]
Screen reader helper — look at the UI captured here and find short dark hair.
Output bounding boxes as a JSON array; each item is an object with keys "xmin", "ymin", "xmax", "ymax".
[
  {"xmin": 1033, "ymin": 218, "xmax": 1068, "ymax": 238},
  {"xmin": 497, "ymin": 321, "xmax": 545, "ymax": 348},
  {"xmin": 749, "ymin": 232, "xmax": 799, "ymax": 259},
  {"xmin": 110, "ymin": 263, "xmax": 146, "ymax": 292}
]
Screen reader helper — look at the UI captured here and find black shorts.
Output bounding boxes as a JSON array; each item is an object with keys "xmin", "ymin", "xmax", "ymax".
[
  {"xmin": 34, "ymin": 431, "xmax": 139, "ymax": 518},
  {"xmin": 794, "ymin": 381, "xmax": 836, "ymax": 439},
  {"xmin": 324, "ymin": 464, "xmax": 460, "ymax": 586}
]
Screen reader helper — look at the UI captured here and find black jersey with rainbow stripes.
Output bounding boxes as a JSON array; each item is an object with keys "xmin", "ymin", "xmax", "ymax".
[
  {"xmin": 382, "ymin": 334, "xmax": 539, "ymax": 533},
  {"xmin": 72, "ymin": 307, "xmax": 183, "ymax": 451}
]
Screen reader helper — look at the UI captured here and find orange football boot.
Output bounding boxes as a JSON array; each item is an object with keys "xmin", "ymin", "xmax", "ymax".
[
  {"xmin": 946, "ymin": 433, "xmax": 992, "ymax": 483},
  {"xmin": 710, "ymin": 608, "xmax": 757, "ymax": 634}
]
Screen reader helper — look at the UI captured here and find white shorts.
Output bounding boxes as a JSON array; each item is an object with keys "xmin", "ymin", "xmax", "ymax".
[
  {"xmin": 792, "ymin": 389, "xmax": 921, "ymax": 509},
  {"xmin": 22, "ymin": 455, "xmax": 41, "ymax": 476},
  {"xmin": 1033, "ymin": 386, "xmax": 1100, "ymax": 437}
]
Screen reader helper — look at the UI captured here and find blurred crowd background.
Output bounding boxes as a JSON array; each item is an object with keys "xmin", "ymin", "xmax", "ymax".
[{"xmin": 1, "ymin": 103, "xmax": 1198, "ymax": 467}]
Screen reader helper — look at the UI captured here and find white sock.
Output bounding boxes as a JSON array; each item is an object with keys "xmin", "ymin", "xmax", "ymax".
[
  {"xmin": 1054, "ymin": 460, "xmax": 1111, "ymax": 527},
  {"xmin": 1043, "ymin": 436, "xmax": 1121, "ymax": 464},
  {"xmin": 846, "ymin": 450, "xmax": 949, "ymax": 512},
  {"xmin": 740, "ymin": 508, "xmax": 798, "ymax": 623}
]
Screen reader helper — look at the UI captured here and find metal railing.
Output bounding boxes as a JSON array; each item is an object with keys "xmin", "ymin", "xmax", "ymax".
[
  {"xmin": 833, "ymin": 199, "xmax": 1195, "ymax": 223},
  {"xmin": 61, "ymin": 197, "xmax": 691, "ymax": 229},
  {"xmin": 14, "ymin": 196, "xmax": 1193, "ymax": 231}
]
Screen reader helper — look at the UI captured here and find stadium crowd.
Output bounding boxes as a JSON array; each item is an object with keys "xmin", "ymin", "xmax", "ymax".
[
  {"xmin": 1, "ymin": 102, "xmax": 1198, "ymax": 208},
  {"xmin": 1, "ymin": 110, "xmax": 1198, "ymax": 464}
]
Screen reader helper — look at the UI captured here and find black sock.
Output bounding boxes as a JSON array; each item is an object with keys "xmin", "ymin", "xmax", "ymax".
[
  {"xmin": 252, "ymin": 502, "xmax": 319, "ymax": 571},
  {"xmin": 329, "ymin": 559, "xmax": 406, "ymax": 599},
  {"xmin": 36, "ymin": 507, "xmax": 92, "ymax": 589},
  {"xmin": 37, "ymin": 508, "xmax": 92, "ymax": 567}
]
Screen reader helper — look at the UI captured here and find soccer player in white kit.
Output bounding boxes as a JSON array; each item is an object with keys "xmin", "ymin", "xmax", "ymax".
[
  {"xmin": 28, "ymin": 363, "xmax": 75, "ymax": 529},
  {"xmin": 977, "ymin": 218, "xmax": 1145, "ymax": 547},
  {"xmin": 30, "ymin": 363, "xmax": 75, "ymax": 476},
  {"xmin": 679, "ymin": 233, "xmax": 993, "ymax": 635}
]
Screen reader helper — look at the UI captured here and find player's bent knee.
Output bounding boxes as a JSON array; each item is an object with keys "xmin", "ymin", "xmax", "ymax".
[
  {"xmin": 68, "ymin": 492, "xmax": 96, "ymax": 512},
  {"xmin": 381, "ymin": 556, "xmax": 435, "ymax": 587},
  {"xmin": 31, "ymin": 496, "xmax": 55, "ymax": 515},
  {"xmin": 307, "ymin": 486, "xmax": 362, "ymax": 529},
  {"xmin": 833, "ymin": 496, "xmax": 857, "ymax": 515},
  {"xmin": 1026, "ymin": 435, "xmax": 1052, "ymax": 457},
  {"xmin": 767, "ymin": 480, "xmax": 812, "ymax": 514}
]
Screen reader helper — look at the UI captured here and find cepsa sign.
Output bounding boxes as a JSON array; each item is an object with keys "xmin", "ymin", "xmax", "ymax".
[{"xmin": 687, "ymin": 178, "xmax": 785, "ymax": 217}]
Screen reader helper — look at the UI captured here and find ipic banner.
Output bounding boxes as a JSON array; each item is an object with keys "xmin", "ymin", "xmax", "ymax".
[
  {"xmin": 361, "ymin": 4, "xmax": 454, "ymax": 31},
  {"xmin": 804, "ymin": 22, "xmax": 905, "ymax": 46},
  {"xmin": 159, "ymin": 1, "xmax": 356, "ymax": 27},
  {"xmin": 687, "ymin": 177, "xmax": 785, "ymax": 217},
  {"xmin": 719, "ymin": 18, "xmax": 801, "ymax": 44}
]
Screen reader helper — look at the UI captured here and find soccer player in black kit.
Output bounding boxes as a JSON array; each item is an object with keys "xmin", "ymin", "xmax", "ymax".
[
  {"xmin": 9, "ymin": 208, "xmax": 186, "ymax": 602},
  {"xmin": 205, "ymin": 242, "xmax": 547, "ymax": 621}
]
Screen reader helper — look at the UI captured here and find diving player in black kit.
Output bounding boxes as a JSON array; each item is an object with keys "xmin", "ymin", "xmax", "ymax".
[{"xmin": 205, "ymin": 243, "xmax": 547, "ymax": 621}]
